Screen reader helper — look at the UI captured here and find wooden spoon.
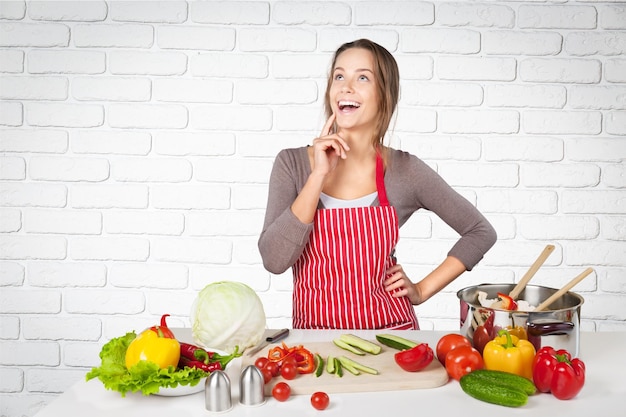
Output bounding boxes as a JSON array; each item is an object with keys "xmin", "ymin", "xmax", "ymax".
[
  {"xmin": 491, "ymin": 244, "xmax": 555, "ymax": 309},
  {"xmin": 509, "ymin": 244, "xmax": 555, "ymax": 300},
  {"xmin": 534, "ymin": 267, "xmax": 594, "ymax": 312}
]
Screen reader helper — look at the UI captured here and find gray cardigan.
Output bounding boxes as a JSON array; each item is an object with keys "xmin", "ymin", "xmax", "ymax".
[{"xmin": 258, "ymin": 146, "xmax": 497, "ymax": 274}]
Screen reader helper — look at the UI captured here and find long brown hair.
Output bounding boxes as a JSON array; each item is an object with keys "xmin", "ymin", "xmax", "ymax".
[{"xmin": 324, "ymin": 39, "xmax": 400, "ymax": 148}]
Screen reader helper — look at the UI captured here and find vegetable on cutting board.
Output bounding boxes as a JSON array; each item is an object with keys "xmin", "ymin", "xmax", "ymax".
[
  {"xmin": 333, "ymin": 334, "xmax": 382, "ymax": 355},
  {"xmin": 375, "ymin": 334, "xmax": 419, "ymax": 350},
  {"xmin": 532, "ymin": 346, "xmax": 585, "ymax": 400},
  {"xmin": 394, "ymin": 343, "xmax": 434, "ymax": 372},
  {"xmin": 483, "ymin": 329, "xmax": 536, "ymax": 380},
  {"xmin": 460, "ymin": 369, "xmax": 534, "ymax": 408}
]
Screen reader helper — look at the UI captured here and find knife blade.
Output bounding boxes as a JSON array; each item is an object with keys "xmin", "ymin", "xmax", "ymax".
[{"xmin": 247, "ymin": 328, "xmax": 290, "ymax": 356}]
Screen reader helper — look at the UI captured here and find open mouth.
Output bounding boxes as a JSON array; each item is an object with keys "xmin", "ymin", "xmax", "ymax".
[{"xmin": 338, "ymin": 100, "xmax": 361, "ymax": 112}]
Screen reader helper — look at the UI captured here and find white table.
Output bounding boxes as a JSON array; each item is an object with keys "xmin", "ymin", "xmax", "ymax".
[{"xmin": 34, "ymin": 330, "xmax": 626, "ymax": 417}]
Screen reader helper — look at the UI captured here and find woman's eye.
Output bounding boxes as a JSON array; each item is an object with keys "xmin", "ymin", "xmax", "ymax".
[
  {"xmin": 335, "ymin": 74, "xmax": 344, "ymax": 81},
  {"xmin": 359, "ymin": 75, "xmax": 369, "ymax": 81}
]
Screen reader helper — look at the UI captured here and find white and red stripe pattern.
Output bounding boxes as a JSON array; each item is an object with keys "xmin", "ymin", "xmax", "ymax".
[{"xmin": 292, "ymin": 204, "xmax": 419, "ymax": 330}]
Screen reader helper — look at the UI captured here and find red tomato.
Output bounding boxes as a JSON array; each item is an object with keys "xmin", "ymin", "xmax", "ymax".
[
  {"xmin": 254, "ymin": 357, "xmax": 269, "ymax": 369},
  {"xmin": 280, "ymin": 362, "xmax": 298, "ymax": 380},
  {"xmin": 436, "ymin": 333, "xmax": 472, "ymax": 364},
  {"xmin": 472, "ymin": 326, "xmax": 491, "ymax": 355},
  {"xmin": 261, "ymin": 368, "xmax": 273, "ymax": 384},
  {"xmin": 445, "ymin": 345, "xmax": 484, "ymax": 381},
  {"xmin": 310, "ymin": 391, "xmax": 330, "ymax": 410},
  {"xmin": 272, "ymin": 382, "xmax": 291, "ymax": 402},
  {"xmin": 265, "ymin": 361, "xmax": 280, "ymax": 377}
]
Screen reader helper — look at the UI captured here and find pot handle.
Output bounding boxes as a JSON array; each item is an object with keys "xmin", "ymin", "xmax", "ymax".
[{"xmin": 527, "ymin": 321, "xmax": 574, "ymax": 336}]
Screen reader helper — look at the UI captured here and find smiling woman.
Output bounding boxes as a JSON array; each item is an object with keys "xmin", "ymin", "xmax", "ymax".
[{"xmin": 257, "ymin": 39, "xmax": 497, "ymax": 331}]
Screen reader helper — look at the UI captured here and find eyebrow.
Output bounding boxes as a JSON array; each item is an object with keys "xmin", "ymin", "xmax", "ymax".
[{"xmin": 333, "ymin": 66, "xmax": 374, "ymax": 74}]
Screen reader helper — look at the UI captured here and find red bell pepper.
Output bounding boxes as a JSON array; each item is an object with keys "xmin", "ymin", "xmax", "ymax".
[
  {"xmin": 497, "ymin": 292, "xmax": 518, "ymax": 310},
  {"xmin": 149, "ymin": 314, "xmax": 176, "ymax": 339},
  {"xmin": 532, "ymin": 346, "xmax": 585, "ymax": 400},
  {"xmin": 394, "ymin": 343, "xmax": 434, "ymax": 372}
]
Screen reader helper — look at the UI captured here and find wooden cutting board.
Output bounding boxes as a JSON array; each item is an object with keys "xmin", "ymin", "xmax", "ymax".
[{"xmin": 242, "ymin": 340, "xmax": 449, "ymax": 395}]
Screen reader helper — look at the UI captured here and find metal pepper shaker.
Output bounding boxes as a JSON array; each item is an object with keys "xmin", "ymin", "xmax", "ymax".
[
  {"xmin": 239, "ymin": 365, "xmax": 266, "ymax": 406},
  {"xmin": 205, "ymin": 370, "xmax": 232, "ymax": 413}
]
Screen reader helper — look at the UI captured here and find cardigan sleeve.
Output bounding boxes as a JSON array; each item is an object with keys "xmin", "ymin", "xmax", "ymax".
[{"xmin": 258, "ymin": 148, "xmax": 314, "ymax": 274}]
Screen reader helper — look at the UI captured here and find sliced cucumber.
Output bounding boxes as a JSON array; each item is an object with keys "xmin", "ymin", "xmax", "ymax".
[
  {"xmin": 375, "ymin": 333, "xmax": 419, "ymax": 351},
  {"xmin": 338, "ymin": 356, "xmax": 379, "ymax": 375},
  {"xmin": 314, "ymin": 353, "xmax": 324, "ymax": 377},
  {"xmin": 326, "ymin": 355, "xmax": 336, "ymax": 374},
  {"xmin": 338, "ymin": 334, "xmax": 382, "ymax": 355},
  {"xmin": 333, "ymin": 357, "xmax": 343, "ymax": 377},
  {"xmin": 333, "ymin": 338, "xmax": 366, "ymax": 355},
  {"xmin": 337, "ymin": 356, "xmax": 361, "ymax": 375}
]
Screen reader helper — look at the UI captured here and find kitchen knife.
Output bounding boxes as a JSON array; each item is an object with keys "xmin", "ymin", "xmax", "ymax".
[{"xmin": 246, "ymin": 328, "xmax": 290, "ymax": 356}]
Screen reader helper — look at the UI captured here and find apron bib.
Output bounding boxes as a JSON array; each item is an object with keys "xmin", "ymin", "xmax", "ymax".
[{"xmin": 292, "ymin": 153, "xmax": 419, "ymax": 330}]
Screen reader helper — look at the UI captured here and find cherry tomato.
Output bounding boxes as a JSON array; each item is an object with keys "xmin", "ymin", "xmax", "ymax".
[
  {"xmin": 254, "ymin": 357, "xmax": 269, "ymax": 369},
  {"xmin": 280, "ymin": 362, "xmax": 298, "ymax": 380},
  {"xmin": 445, "ymin": 345, "xmax": 484, "ymax": 381},
  {"xmin": 310, "ymin": 391, "xmax": 330, "ymax": 410},
  {"xmin": 265, "ymin": 361, "xmax": 280, "ymax": 377},
  {"xmin": 272, "ymin": 382, "xmax": 291, "ymax": 402},
  {"xmin": 436, "ymin": 333, "xmax": 472, "ymax": 364},
  {"xmin": 261, "ymin": 368, "xmax": 273, "ymax": 384}
]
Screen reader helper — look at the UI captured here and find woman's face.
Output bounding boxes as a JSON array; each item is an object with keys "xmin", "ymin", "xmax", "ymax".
[{"xmin": 329, "ymin": 48, "xmax": 380, "ymax": 135}]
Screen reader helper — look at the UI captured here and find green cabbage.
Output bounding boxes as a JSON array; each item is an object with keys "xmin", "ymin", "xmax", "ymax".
[{"xmin": 191, "ymin": 281, "xmax": 267, "ymax": 352}]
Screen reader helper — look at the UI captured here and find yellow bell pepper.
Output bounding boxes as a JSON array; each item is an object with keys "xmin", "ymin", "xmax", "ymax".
[
  {"xmin": 125, "ymin": 315, "xmax": 180, "ymax": 370},
  {"xmin": 483, "ymin": 329, "xmax": 536, "ymax": 379}
]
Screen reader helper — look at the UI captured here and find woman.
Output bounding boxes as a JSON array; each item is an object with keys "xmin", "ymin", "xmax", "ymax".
[{"xmin": 258, "ymin": 39, "xmax": 497, "ymax": 330}]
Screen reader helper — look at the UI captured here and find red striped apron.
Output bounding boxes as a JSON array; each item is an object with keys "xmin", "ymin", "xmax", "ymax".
[{"xmin": 292, "ymin": 153, "xmax": 419, "ymax": 330}]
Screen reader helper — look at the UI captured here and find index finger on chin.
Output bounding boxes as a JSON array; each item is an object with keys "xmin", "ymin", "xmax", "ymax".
[{"xmin": 321, "ymin": 113, "xmax": 336, "ymax": 136}]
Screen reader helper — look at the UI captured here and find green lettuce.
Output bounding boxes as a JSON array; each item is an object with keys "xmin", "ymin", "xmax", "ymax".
[{"xmin": 85, "ymin": 332, "xmax": 209, "ymax": 397}]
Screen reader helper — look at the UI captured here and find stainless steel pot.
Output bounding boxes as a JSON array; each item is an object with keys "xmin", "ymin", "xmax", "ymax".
[{"xmin": 458, "ymin": 284, "xmax": 584, "ymax": 356}]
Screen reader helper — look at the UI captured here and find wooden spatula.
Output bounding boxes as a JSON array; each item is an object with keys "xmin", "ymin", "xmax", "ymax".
[
  {"xmin": 491, "ymin": 244, "xmax": 555, "ymax": 310},
  {"xmin": 534, "ymin": 267, "xmax": 593, "ymax": 311}
]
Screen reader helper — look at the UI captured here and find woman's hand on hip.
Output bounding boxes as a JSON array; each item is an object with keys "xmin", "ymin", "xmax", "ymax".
[
  {"xmin": 384, "ymin": 264, "xmax": 422, "ymax": 305},
  {"xmin": 312, "ymin": 114, "xmax": 350, "ymax": 176}
]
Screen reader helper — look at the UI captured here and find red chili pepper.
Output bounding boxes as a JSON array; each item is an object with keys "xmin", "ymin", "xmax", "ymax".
[
  {"xmin": 178, "ymin": 356, "xmax": 222, "ymax": 372},
  {"xmin": 497, "ymin": 293, "xmax": 518, "ymax": 310},
  {"xmin": 180, "ymin": 342, "xmax": 215, "ymax": 364},
  {"xmin": 149, "ymin": 314, "xmax": 176, "ymax": 339},
  {"xmin": 532, "ymin": 346, "xmax": 585, "ymax": 400},
  {"xmin": 394, "ymin": 343, "xmax": 434, "ymax": 372}
]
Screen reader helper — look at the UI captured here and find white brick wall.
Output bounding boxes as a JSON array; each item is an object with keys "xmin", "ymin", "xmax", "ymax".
[{"xmin": 1, "ymin": 1, "xmax": 625, "ymax": 415}]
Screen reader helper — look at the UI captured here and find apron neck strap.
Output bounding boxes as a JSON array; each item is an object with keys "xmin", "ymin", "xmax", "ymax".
[{"xmin": 375, "ymin": 151, "xmax": 389, "ymax": 207}]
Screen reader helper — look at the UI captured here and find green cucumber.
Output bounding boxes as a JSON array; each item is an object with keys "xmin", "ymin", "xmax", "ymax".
[
  {"xmin": 460, "ymin": 372, "xmax": 529, "ymax": 407},
  {"xmin": 467, "ymin": 369, "xmax": 536, "ymax": 395},
  {"xmin": 314, "ymin": 353, "xmax": 324, "ymax": 377},
  {"xmin": 333, "ymin": 357, "xmax": 343, "ymax": 377},
  {"xmin": 338, "ymin": 334, "xmax": 382, "ymax": 355},
  {"xmin": 326, "ymin": 355, "xmax": 336, "ymax": 374},
  {"xmin": 337, "ymin": 356, "xmax": 378, "ymax": 375},
  {"xmin": 333, "ymin": 338, "xmax": 366, "ymax": 355},
  {"xmin": 375, "ymin": 333, "xmax": 419, "ymax": 350}
]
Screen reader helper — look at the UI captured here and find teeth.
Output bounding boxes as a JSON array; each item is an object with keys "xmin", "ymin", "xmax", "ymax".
[{"xmin": 339, "ymin": 100, "xmax": 360, "ymax": 108}]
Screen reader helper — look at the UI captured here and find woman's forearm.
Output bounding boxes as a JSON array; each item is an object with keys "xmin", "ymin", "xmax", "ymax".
[{"xmin": 414, "ymin": 256, "xmax": 466, "ymax": 304}]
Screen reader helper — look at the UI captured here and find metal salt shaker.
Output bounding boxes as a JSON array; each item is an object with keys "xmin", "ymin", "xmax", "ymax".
[
  {"xmin": 239, "ymin": 365, "xmax": 266, "ymax": 406},
  {"xmin": 205, "ymin": 370, "xmax": 232, "ymax": 413}
]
